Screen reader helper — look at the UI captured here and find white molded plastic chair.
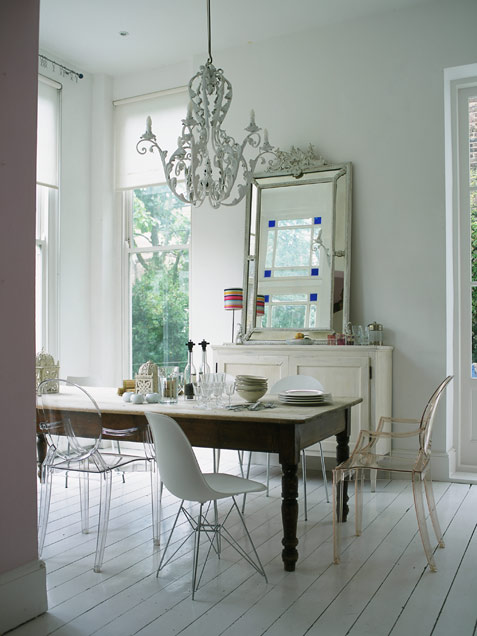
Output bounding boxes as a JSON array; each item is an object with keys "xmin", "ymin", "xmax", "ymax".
[
  {"xmin": 243, "ymin": 375, "xmax": 329, "ymax": 519},
  {"xmin": 333, "ymin": 376, "xmax": 453, "ymax": 571},
  {"xmin": 146, "ymin": 412, "xmax": 268, "ymax": 599},
  {"xmin": 37, "ymin": 379, "xmax": 160, "ymax": 572}
]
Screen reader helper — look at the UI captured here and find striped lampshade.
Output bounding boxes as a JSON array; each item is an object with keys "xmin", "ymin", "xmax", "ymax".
[
  {"xmin": 224, "ymin": 288, "xmax": 243, "ymax": 311},
  {"xmin": 256, "ymin": 295, "xmax": 265, "ymax": 316}
]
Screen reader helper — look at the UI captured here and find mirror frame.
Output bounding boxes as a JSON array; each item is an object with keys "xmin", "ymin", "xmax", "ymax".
[{"xmin": 242, "ymin": 147, "xmax": 352, "ymax": 341}]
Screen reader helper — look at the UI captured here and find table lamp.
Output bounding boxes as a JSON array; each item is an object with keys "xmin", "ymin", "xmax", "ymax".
[{"xmin": 224, "ymin": 288, "xmax": 243, "ymax": 343}]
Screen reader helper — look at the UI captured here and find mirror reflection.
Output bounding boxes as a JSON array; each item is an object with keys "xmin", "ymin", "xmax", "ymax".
[{"xmin": 243, "ymin": 152, "xmax": 351, "ymax": 340}]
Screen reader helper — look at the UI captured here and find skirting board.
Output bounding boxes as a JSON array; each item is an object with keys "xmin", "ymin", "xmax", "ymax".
[{"xmin": 0, "ymin": 559, "xmax": 47, "ymax": 634}]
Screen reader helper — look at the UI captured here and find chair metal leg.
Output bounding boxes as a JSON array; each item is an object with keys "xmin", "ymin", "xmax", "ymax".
[
  {"xmin": 355, "ymin": 468, "xmax": 364, "ymax": 536},
  {"xmin": 191, "ymin": 504, "xmax": 204, "ymax": 600},
  {"xmin": 266, "ymin": 453, "xmax": 270, "ymax": 496},
  {"xmin": 150, "ymin": 462, "xmax": 161, "ymax": 545},
  {"xmin": 301, "ymin": 450, "xmax": 308, "ymax": 521},
  {"xmin": 237, "ymin": 450, "xmax": 245, "ymax": 477},
  {"xmin": 241, "ymin": 451, "xmax": 253, "ymax": 512}
]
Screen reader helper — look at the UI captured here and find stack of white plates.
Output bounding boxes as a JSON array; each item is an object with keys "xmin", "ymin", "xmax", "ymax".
[
  {"xmin": 236, "ymin": 375, "xmax": 268, "ymax": 389},
  {"xmin": 235, "ymin": 375, "xmax": 268, "ymax": 402},
  {"xmin": 278, "ymin": 389, "xmax": 332, "ymax": 405}
]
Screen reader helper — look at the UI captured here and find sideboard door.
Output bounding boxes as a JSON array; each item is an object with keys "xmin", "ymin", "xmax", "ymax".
[
  {"xmin": 215, "ymin": 353, "xmax": 288, "ymax": 388},
  {"xmin": 289, "ymin": 354, "xmax": 370, "ymax": 455}
]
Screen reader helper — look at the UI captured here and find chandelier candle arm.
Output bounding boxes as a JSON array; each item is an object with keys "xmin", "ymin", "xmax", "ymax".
[{"xmin": 136, "ymin": 0, "xmax": 273, "ymax": 209}]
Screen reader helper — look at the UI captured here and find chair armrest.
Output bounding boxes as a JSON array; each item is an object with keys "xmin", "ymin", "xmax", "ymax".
[{"xmin": 102, "ymin": 426, "xmax": 143, "ymax": 438}]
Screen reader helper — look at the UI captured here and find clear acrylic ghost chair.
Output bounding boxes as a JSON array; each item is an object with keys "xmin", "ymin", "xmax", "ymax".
[
  {"xmin": 146, "ymin": 412, "xmax": 267, "ymax": 600},
  {"xmin": 242, "ymin": 375, "xmax": 329, "ymax": 519},
  {"xmin": 64, "ymin": 375, "xmax": 127, "ymax": 487},
  {"xmin": 37, "ymin": 379, "xmax": 160, "ymax": 573},
  {"xmin": 333, "ymin": 375, "xmax": 453, "ymax": 572}
]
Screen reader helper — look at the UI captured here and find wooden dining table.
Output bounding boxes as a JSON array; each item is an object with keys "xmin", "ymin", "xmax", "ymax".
[{"xmin": 36, "ymin": 387, "xmax": 362, "ymax": 572}]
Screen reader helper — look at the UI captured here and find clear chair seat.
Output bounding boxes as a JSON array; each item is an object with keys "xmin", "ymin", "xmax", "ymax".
[{"xmin": 341, "ymin": 451, "xmax": 429, "ymax": 473}]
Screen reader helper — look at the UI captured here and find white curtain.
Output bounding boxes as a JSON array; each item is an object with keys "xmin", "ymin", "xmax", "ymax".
[
  {"xmin": 37, "ymin": 76, "xmax": 61, "ymax": 188},
  {"xmin": 114, "ymin": 87, "xmax": 188, "ymax": 190}
]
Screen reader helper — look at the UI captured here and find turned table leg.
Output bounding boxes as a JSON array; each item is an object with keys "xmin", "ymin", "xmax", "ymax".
[
  {"xmin": 37, "ymin": 433, "xmax": 47, "ymax": 479},
  {"xmin": 336, "ymin": 410, "xmax": 351, "ymax": 522},
  {"xmin": 281, "ymin": 461, "xmax": 299, "ymax": 571}
]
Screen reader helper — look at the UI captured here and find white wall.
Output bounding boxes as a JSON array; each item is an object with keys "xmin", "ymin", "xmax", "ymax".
[
  {"xmin": 0, "ymin": 0, "xmax": 48, "ymax": 630},
  {"xmin": 57, "ymin": 0, "xmax": 477, "ymax": 477}
]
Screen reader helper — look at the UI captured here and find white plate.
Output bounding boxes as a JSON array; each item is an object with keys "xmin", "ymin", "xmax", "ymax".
[
  {"xmin": 279, "ymin": 397, "xmax": 332, "ymax": 406},
  {"xmin": 279, "ymin": 389, "xmax": 326, "ymax": 397}
]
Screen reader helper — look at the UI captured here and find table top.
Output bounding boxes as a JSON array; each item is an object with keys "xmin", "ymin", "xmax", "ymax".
[{"xmin": 39, "ymin": 386, "xmax": 362, "ymax": 426}]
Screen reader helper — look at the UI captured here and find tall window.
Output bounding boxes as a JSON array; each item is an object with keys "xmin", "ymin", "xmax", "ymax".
[
  {"xmin": 124, "ymin": 185, "xmax": 190, "ymax": 375},
  {"xmin": 36, "ymin": 76, "xmax": 60, "ymax": 354},
  {"xmin": 446, "ymin": 65, "xmax": 477, "ymax": 475},
  {"xmin": 114, "ymin": 88, "xmax": 189, "ymax": 375},
  {"xmin": 469, "ymin": 96, "xmax": 477, "ymax": 374}
]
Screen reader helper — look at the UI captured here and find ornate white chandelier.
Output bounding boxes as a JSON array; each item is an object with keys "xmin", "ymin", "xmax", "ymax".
[{"xmin": 137, "ymin": 0, "xmax": 273, "ymax": 209}]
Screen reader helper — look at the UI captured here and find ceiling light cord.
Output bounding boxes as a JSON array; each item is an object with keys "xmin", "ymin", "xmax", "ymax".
[{"xmin": 207, "ymin": 0, "xmax": 213, "ymax": 64}]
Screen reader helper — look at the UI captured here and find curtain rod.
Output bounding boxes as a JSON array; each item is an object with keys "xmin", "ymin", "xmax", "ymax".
[{"xmin": 39, "ymin": 54, "xmax": 83, "ymax": 82}]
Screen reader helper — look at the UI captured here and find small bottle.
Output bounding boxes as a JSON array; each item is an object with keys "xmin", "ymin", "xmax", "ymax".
[
  {"xmin": 184, "ymin": 340, "xmax": 197, "ymax": 399},
  {"xmin": 198, "ymin": 339, "xmax": 211, "ymax": 381}
]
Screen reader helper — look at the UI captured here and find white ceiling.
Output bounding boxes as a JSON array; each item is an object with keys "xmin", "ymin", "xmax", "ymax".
[{"xmin": 39, "ymin": 0, "xmax": 434, "ymax": 77}]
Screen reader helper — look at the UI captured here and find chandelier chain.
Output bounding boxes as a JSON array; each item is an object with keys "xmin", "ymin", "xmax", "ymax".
[{"xmin": 207, "ymin": 0, "xmax": 213, "ymax": 64}]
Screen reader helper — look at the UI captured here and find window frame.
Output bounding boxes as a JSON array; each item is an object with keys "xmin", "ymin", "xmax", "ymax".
[
  {"xmin": 445, "ymin": 63, "xmax": 477, "ymax": 479},
  {"xmin": 121, "ymin": 186, "xmax": 191, "ymax": 377}
]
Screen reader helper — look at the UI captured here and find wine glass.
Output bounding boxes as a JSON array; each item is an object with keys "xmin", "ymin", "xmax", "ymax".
[
  {"xmin": 224, "ymin": 380, "xmax": 235, "ymax": 406},
  {"xmin": 212, "ymin": 375, "xmax": 224, "ymax": 408}
]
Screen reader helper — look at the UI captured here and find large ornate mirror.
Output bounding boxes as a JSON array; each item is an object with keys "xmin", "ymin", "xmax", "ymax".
[{"xmin": 242, "ymin": 147, "xmax": 352, "ymax": 340}]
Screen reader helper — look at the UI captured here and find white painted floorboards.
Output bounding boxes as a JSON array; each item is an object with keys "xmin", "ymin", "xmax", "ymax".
[{"xmin": 7, "ymin": 450, "xmax": 477, "ymax": 636}]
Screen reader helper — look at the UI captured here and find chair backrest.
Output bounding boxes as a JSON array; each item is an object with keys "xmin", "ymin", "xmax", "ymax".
[
  {"xmin": 146, "ymin": 412, "xmax": 220, "ymax": 504},
  {"xmin": 269, "ymin": 375, "xmax": 324, "ymax": 394},
  {"xmin": 66, "ymin": 375, "xmax": 99, "ymax": 387},
  {"xmin": 419, "ymin": 375, "xmax": 453, "ymax": 453},
  {"xmin": 37, "ymin": 378, "xmax": 103, "ymax": 461}
]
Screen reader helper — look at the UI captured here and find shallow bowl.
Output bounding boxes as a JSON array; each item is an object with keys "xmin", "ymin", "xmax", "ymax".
[{"xmin": 236, "ymin": 386, "xmax": 268, "ymax": 403}]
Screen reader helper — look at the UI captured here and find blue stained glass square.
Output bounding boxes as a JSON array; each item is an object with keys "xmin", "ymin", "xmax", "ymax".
[
  {"xmin": 314, "ymin": 217, "xmax": 322, "ymax": 225},
  {"xmin": 268, "ymin": 220, "xmax": 276, "ymax": 228},
  {"xmin": 310, "ymin": 293, "xmax": 318, "ymax": 301},
  {"xmin": 264, "ymin": 295, "xmax": 269, "ymax": 302},
  {"xmin": 311, "ymin": 268, "xmax": 319, "ymax": 276},
  {"xmin": 264, "ymin": 270, "xmax": 272, "ymax": 278}
]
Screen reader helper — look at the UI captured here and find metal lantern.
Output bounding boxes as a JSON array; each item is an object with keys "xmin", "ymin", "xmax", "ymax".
[
  {"xmin": 135, "ymin": 360, "xmax": 159, "ymax": 395},
  {"xmin": 35, "ymin": 350, "xmax": 60, "ymax": 392}
]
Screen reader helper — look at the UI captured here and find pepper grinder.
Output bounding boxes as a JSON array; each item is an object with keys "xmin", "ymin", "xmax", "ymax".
[
  {"xmin": 198, "ymin": 339, "xmax": 211, "ymax": 381},
  {"xmin": 183, "ymin": 340, "xmax": 197, "ymax": 399}
]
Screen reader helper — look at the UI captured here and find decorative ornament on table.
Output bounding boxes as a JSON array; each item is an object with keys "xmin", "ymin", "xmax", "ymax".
[
  {"xmin": 135, "ymin": 360, "xmax": 159, "ymax": 395},
  {"xmin": 36, "ymin": 350, "xmax": 60, "ymax": 392}
]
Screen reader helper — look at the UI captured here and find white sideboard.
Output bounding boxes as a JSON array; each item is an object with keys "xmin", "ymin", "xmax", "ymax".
[{"xmin": 213, "ymin": 343, "xmax": 393, "ymax": 459}]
